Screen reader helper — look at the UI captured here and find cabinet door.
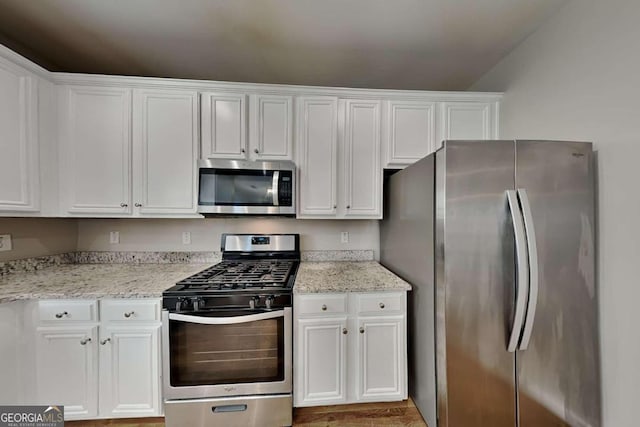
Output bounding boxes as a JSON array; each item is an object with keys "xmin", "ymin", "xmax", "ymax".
[
  {"xmin": 35, "ymin": 325, "xmax": 99, "ymax": 419},
  {"xmin": 99, "ymin": 325, "xmax": 161, "ymax": 418},
  {"xmin": 295, "ymin": 317, "xmax": 348, "ymax": 406},
  {"xmin": 342, "ymin": 99, "xmax": 382, "ymax": 218},
  {"xmin": 297, "ymin": 96, "xmax": 338, "ymax": 217},
  {"xmin": 0, "ymin": 59, "xmax": 39, "ymax": 212},
  {"xmin": 201, "ymin": 92, "xmax": 247, "ymax": 159},
  {"xmin": 60, "ymin": 86, "xmax": 132, "ymax": 214},
  {"xmin": 356, "ymin": 316, "xmax": 405, "ymax": 401},
  {"xmin": 250, "ymin": 94, "xmax": 293, "ymax": 160},
  {"xmin": 133, "ymin": 89, "xmax": 198, "ymax": 215},
  {"xmin": 385, "ymin": 100, "xmax": 436, "ymax": 167},
  {"xmin": 439, "ymin": 101, "xmax": 495, "ymax": 144}
]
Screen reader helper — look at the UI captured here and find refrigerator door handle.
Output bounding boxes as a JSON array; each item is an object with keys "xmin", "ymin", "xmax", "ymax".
[
  {"xmin": 506, "ymin": 190, "xmax": 530, "ymax": 353},
  {"xmin": 517, "ymin": 188, "xmax": 539, "ymax": 350}
]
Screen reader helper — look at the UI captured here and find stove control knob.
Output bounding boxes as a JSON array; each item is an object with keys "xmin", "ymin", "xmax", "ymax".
[
  {"xmin": 265, "ymin": 296, "xmax": 274, "ymax": 309},
  {"xmin": 176, "ymin": 297, "xmax": 189, "ymax": 312},
  {"xmin": 249, "ymin": 296, "xmax": 260, "ymax": 310},
  {"xmin": 192, "ymin": 297, "xmax": 204, "ymax": 312}
]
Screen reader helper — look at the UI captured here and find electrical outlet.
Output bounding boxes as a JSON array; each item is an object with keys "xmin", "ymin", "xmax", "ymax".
[
  {"xmin": 0, "ymin": 234, "xmax": 13, "ymax": 252},
  {"xmin": 109, "ymin": 231, "xmax": 120, "ymax": 244},
  {"xmin": 341, "ymin": 231, "xmax": 349, "ymax": 244},
  {"xmin": 182, "ymin": 232, "xmax": 191, "ymax": 245}
]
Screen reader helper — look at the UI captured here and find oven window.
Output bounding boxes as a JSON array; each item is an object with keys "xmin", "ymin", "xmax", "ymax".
[
  {"xmin": 199, "ymin": 169, "xmax": 275, "ymax": 206},
  {"xmin": 169, "ymin": 316, "xmax": 285, "ymax": 386}
]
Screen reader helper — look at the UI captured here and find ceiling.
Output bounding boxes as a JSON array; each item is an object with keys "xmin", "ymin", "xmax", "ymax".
[{"xmin": 0, "ymin": 0, "xmax": 567, "ymax": 90}]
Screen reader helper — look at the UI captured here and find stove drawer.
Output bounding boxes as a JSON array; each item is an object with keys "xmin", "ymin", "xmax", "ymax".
[
  {"xmin": 38, "ymin": 300, "xmax": 97, "ymax": 323},
  {"xmin": 295, "ymin": 294, "xmax": 347, "ymax": 315},
  {"xmin": 101, "ymin": 299, "xmax": 161, "ymax": 322}
]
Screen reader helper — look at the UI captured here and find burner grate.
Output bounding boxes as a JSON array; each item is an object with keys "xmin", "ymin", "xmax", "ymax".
[{"xmin": 177, "ymin": 260, "xmax": 295, "ymax": 290}]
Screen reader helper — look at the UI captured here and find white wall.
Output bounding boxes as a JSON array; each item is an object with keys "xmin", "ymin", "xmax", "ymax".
[
  {"xmin": 77, "ymin": 218, "xmax": 380, "ymax": 257},
  {"xmin": 0, "ymin": 218, "xmax": 77, "ymax": 262},
  {"xmin": 471, "ymin": 1, "xmax": 640, "ymax": 425}
]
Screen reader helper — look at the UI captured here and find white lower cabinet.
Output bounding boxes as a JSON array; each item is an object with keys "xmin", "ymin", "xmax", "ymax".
[
  {"xmin": 294, "ymin": 292, "xmax": 407, "ymax": 407},
  {"xmin": 32, "ymin": 299, "xmax": 161, "ymax": 421},
  {"xmin": 35, "ymin": 325, "xmax": 99, "ymax": 418},
  {"xmin": 99, "ymin": 324, "xmax": 161, "ymax": 417}
]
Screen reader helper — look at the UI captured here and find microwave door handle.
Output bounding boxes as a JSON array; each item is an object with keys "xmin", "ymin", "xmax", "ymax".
[
  {"xmin": 272, "ymin": 171, "xmax": 279, "ymax": 206},
  {"xmin": 168, "ymin": 310, "xmax": 285, "ymax": 325},
  {"xmin": 506, "ymin": 190, "xmax": 530, "ymax": 353}
]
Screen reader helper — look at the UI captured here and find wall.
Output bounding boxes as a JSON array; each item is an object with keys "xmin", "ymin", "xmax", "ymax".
[
  {"xmin": 77, "ymin": 218, "xmax": 380, "ymax": 257},
  {"xmin": 0, "ymin": 218, "xmax": 77, "ymax": 262},
  {"xmin": 471, "ymin": 1, "xmax": 640, "ymax": 425}
]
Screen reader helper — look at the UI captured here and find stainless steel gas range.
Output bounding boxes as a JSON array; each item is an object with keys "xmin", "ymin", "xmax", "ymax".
[{"xmin": 162, "ymin": 234, "xmax": 299, "ymax": 427}]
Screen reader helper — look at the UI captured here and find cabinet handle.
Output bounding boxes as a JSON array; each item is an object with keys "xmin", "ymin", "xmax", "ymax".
[
  {"xmin": 120, "ymin": 203, "xmax": 128, "ymax": 208},
  {"xmin": 379, "ymin": 302, "xmax": 385, "ymax": 309},
  {"xmin": 342, "ymin": 328, "xmax": 348, "ymax": 335},
  {"xmin": 55, "ymin": 311, "xmax": 68, "ymax": 319},
  {"xmin": 134, "ymin": 203, "xmax": 142, "ymax": 207},
  {"xmin": 360, "ymin": 327, "xmax": 365, "ymax": 334},
  {"xmin": 100, "ymin": 338, "xmax": 111, "ymax": 345},
  {"xmin": 80, "ymin": 338, "xmax": 92, "ymax": 345},
  {"xmin": 254, "ymin": 148, "xmax": 259, "ymax": 154},
  {"xmin": 124, "ymin": 311, "xmax": 135, "ymax": 318},
  {"xmin": 321, "ymin": 304, "xmax": 327, "ymax": 311}
]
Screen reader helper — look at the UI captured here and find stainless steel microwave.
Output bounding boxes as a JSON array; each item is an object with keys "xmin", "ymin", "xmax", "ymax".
[{"xmin": 197, "ymin": 159, "xmax": 296, "ymax": 216}]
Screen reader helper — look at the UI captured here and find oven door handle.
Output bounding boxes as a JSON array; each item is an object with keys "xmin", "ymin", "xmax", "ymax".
[{"xmin": 168, "ymin": 310, "xmax": 285, "ymax": 325}]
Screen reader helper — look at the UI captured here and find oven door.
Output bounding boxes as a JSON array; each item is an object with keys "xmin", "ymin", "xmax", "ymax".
[{"xmin": 162, "ymin": 307, "xmax": 292, "ymax": 400}]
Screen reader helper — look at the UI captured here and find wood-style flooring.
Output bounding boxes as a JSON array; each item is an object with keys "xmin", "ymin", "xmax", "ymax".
[{"xmin": 66, "ymin": 399, "xmax": 428, "ymax": 427}]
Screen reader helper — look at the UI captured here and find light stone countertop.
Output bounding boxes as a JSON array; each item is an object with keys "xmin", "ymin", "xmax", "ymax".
[
  {"xmin": 0, "ymin": 263, "xmax": 210, "ymax": 303},
  {"xmin": 0, "ymin": 258, "xmax": 410, "ymax": 303},
  {"xmin": 294, "ymin": 261, "xmax": 411, "ymax": 293}
]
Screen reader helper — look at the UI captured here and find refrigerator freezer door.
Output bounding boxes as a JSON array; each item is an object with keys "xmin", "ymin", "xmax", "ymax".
[
  {"xmin": 436, "ymin": 140, "xmax": 517, "ymax": 427},
  {"xmin": 515, "ymin": 141, "xmax": 601, "ymax": 427}
]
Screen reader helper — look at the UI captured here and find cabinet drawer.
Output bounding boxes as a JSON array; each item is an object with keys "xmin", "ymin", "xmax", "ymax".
[
  {"xmin": 355, "ymin": 293, "xmax": 404, "ymax": 315},
  {"xmin": 100, "ymin": 299, "xmax": 160, "ymax": 322},
  {"xmin": 38, "ymin": 300, "xmax": 97, "ymax": 323},
  {"xmin": 296, "ymin": 294, "xmax": 347, "ymax": 316}
]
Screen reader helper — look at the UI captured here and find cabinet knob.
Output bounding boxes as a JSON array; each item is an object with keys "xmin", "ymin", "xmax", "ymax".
[
  {"xmin": 254, "ymin": 148, "xmax": 259, "ymax": 154},
  {"xmin": 134, "ymin": 203, "xmax": 142, "ymax": 207},
  {"xmin": 379, "ymin": 302, "xmax": 385, "ymax": 309},
  {"xmin": 80, "ymin": 338, "xmax": 92, "ymax": 345},
  {"xmin": 124, "ymin": 311, "xmax": 135, "ymax": 318},
  {"xmin": 346, "ymin": 205, "xmax": 351, "ymax": 209},
  {"xmin": 120, "ymin": 203, "xmax": 128, "ymax": 208},
  {"xmin": 321, "ymin": 304, "xmax": 327, "ymax": 311},
  {"xmin": 342, "ymin": 328, "xmax": 348, "ymax": 335},
  {"xmin": 333, "ymin": 205, "xmax": 337, "ymax": 209},
  {"xmin": 55, "ymin": 311, "xmax": 68, "ymax": 319},
  {"xmin": 100, "ymin": 338, "xmax": 111, "ymax": 345},
  {"xmin": 241, "ymin": 149, "xmax": 246, "ymax": 153},
  {"xmin": 359, "ymin": 327, "xmax": 365, "ymax": 334}
]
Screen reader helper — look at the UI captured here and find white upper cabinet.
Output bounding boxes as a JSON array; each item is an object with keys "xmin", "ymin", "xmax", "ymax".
[
  {"xmin": 297, "ymin": 96, "xmax": 339, "ymax": 216},
  {"xmin": 133, "ymin": 89, "xmax": 198, "ymax": 215},
  {"xmin": 439, "ymin": 101, "xmax": 497, "ymax": 145},
  {"xmin": 0, "ymin": 58, "xmax": 39, "ymax": 213},
  {"xmin": 201, "ymin": 92, "xmax": 248, "ymax": 159},
  {"xmin": 342, "ymin": 99, "xmax": 382, "ymax": 218},
  {"xmin": 250, "ymin": 94, "xmax": 293, "ymax": 160},
  {"xmin": 59, "ymin": 86, "xmax": 132, "ymax": 215},
  {"xmin": 384, "ymin": 100, "xmax": 436, "ymax": 168}
]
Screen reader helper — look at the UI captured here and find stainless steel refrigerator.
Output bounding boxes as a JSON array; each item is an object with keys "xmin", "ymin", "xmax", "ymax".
[{"xmin": 380, "ymin": 140, "xmax": 600, "ymax": 427}]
